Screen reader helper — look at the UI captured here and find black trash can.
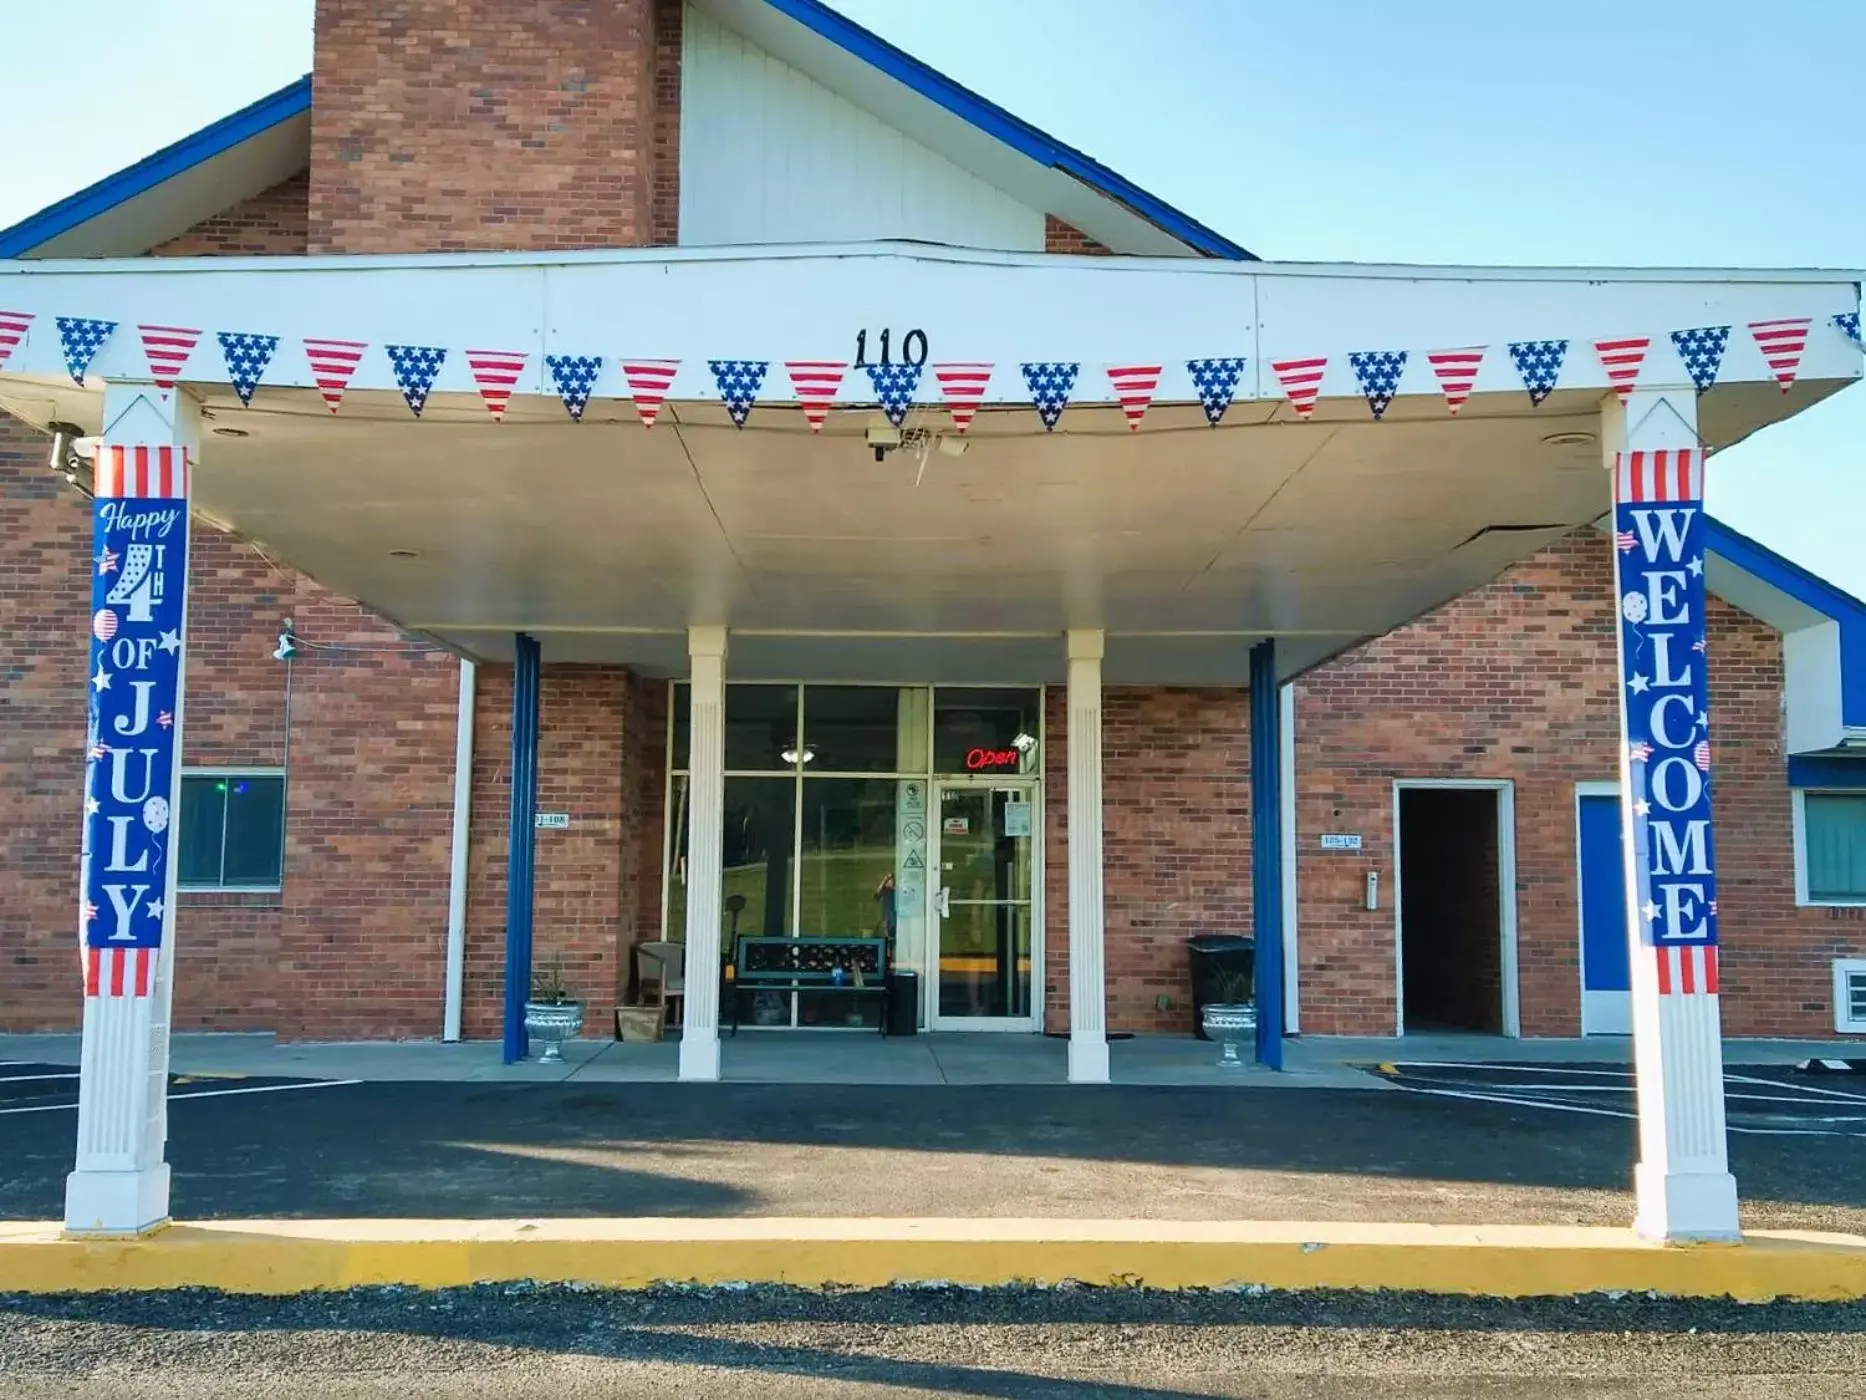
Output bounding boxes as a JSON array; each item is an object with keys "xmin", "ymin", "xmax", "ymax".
[
  {"xmin": 1186, "ymin": 934, "xmax": 1255, "ymax": 1040},
  {"xmin": 886, "ymin": 970, "xmax": 920, "ymax": 1036}
]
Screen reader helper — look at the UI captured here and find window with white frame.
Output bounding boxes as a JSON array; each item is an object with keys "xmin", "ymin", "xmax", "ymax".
[
  {"xmin": 178, "ymin": 770, "xmax": 286, "ymax": 891},
  {"xmin": 1794, "ymin": 789, "xmax": 1866, "ymax": 905}
]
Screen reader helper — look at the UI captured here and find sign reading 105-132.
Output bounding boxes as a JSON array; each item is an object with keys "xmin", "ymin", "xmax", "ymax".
[{"xmin": 82, "ymin": 483, "xmax": 189, "ymax": 955}]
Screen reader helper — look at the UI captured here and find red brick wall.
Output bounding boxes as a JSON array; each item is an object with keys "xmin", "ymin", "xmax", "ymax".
[
  {"xmin": 1044, "ymin": 215, "xmax": 1112, "ymax": 256},
  {"xmin": 151, "ymin": 173, "xmax": 310, "ymax": 256},
  {"xmin": 309, "ymin": 0, "xmax": 680, "ymax": 254}
]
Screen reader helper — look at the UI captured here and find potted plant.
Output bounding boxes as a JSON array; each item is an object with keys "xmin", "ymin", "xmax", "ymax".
[
  {"xmin": 1200, "ymin": 969, "xmax": 1257, "ymax": 1069},
  {"xmin": 524, "ymin": 957, "xmax": 584, "ymax": 1062}
]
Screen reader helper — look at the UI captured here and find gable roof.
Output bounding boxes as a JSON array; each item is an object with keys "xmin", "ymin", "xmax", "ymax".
[{"xmin": 0, "ymin": 3, "xmax": 1249, "ymax": 261}]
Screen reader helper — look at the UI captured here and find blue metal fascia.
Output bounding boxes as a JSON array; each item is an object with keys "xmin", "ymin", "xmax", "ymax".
[{"xmin": 1787, "ymin": 755, "xmax": 1866, "ymax": 789}]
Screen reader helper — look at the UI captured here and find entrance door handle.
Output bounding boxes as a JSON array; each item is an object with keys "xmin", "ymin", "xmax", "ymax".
[{"xmin": 935, "ymin": 887, "xmax": 951, "ymax": 918}]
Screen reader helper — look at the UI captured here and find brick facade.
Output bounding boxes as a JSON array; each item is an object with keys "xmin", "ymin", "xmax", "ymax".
[
  {"xmin": 151, "ymin": 173, "xmax": 310, "ymax": 257},
  {"xmin": 1044, "ymin": 215, "xmax": 1112, "ymax": 256}
]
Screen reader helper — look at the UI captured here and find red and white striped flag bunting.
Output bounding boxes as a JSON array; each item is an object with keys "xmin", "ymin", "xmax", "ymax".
[
  {"xmin": 1747, "ymin": 317, "xmax": 1811, "ymax": 394},
  {"xmin": 303, "ymin": 338, "xmax": 367, "ymax": 414},
  {"xmin": 622, "ymin": 359, "xmax": 680, "ymax": 429},
  {"xmin": 1105, "ymin": 363, "xmax": 1162, "ymax": 431},
  {"xmin": 0, "ymin": 310, "xmax": 30, "ymax": 370},
  {"xmin": 785, "ymin": 360, "xmax": 847, "ymax": 433},
  {"xmin": 934, "ymin": 362, "xmax": 993, "ymax": 434},
  {"xmin": 1426, "ymin": 347, "xmax": 1484, "ymax": 416},
  {"xmin": 466, "ymin": 349, "xmax": 528, "ymax": 422},
  {"xmin": 93, "ymin": 443, "xmax": 190, "ymax": 499},
  {"xmin": 137, "ymin": 324, "xmax": 201, "ymax": 390},
  {"xmin": 1593, "ymin": 337, "xmax": 1648, "ymax": 405},
  {"xmin": 84, "ymin": 946, "xmax": 155, "ymax": 1000},
  {"xmin": 1271, "ymin": 356, "xmax": 1327, "ymax": 419},
  {"xmin": 1654, "ymin": 944, "xmax": 1718, "ymax": 997}
]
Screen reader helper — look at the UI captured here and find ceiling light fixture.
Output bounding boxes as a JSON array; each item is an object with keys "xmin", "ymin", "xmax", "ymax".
[
  {"xmin": 212, "ymin": 426, "xmax": 250, "ymax": 438},
  {"xmin": 779, "ymin": 745, "xmax": 817, "ymax": 766},
  {"xmin": 1541, "ymin": 431, "xmax": 1596, "ymax": 447},
  {"xmin": 388, "ymin": 548, "xmax": 422, "ymax": 559}
]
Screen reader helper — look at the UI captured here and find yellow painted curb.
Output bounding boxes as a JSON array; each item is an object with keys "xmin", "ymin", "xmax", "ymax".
[{"xmin": 2, "ymin": 1219, "xmax": 1863, "ymax": 1300}]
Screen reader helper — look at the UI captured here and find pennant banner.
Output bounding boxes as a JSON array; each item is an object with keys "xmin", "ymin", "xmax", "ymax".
[
  {"xmin": 218, "ymin": 331, "xmax": 279, "ymax": 407},
  {"xmin": 1593, "ymin": 337, "xmax": 1648, "ymax": 405},
  {"xmin": 545, "ymin": 354, "xmax": 602, "ymax": 422},
  {"xmin": 866, "ymin": 362, "xmax": 922, "ymax": 430},
  {"xmin": 0, "ymin": 310, "xmax": 31, "ymax": 371},
  {"xmin": 57, "ymin": 316, "xmax": 115, "ymax": 386},
  {"xmin": 1186, "ymin": 357, "xmax": 1246, "ymax": 427},
  {"xmin": 137, "ymin": 325, "xmax": 200, "ymax": 391},
  {"xmin": 786, "ymin": 360, "xmax": 846, "ymax": 433},
  {"xmin": 934, "ymin": 362, "xmax": 992, "ymax": 433},
  {"xmin": 467, "ymin": 349, "xmax": 528, "ymax": 422},
  {"xmin": 710, "ymin": 359, "xmax": 767, "ymax": 428},
  {"xmin": 622, "ymin": 359, "xmax": 680, "ymax": 429},
  {"xmin": 386, "ymin": 344, "xmax": 446, "ymax": 418},
  {"xmin": 1426, "ymin": 348, "xmax": 1483, "ymax": 416},
  {"xmin": 304, "ymin": 338, "xmax": 366, "ymax": 414},
  {"xmin": 1105, "ymin": 363, "xmax": 1161, "ymax": 431},
  {"xmin": 1747, "ymin": 318, "xmax": 1810, "ymax": 394},
  {"xmin": 1272, "ymin": 356, "xmax": 1326, "ymax": 419},
  {"xmin": 1021, "ymin": 361, "xmax": 1077, "ymax": 431},
  {"xmin": 1671, "ymin": 326, "xmax": 1729, "ymax": 395},
  {"xmin": 1833, "ymin": 312, "xmax": 1860, "ymax": 347},
  {"xmin": 1348, "ymin": 350, "xmax": 1406, "ymax": 421}
]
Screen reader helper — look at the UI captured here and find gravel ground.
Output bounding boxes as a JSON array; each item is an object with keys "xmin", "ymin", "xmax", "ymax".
[{"xmin": 3, "ymin": 1287, "xmax": 1863, "ymax": 1398}]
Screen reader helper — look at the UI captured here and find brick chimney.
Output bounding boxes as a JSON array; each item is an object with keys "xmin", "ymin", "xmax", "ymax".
[{"xmin": 309, "ymin": 0, "xmax": 681, "ymax": 254}]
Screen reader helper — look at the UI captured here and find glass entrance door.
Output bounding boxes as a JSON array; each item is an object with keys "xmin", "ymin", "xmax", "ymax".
[{"xmin": 930, "ymin": 782, "xmax": 1037, "ymax": 1029}]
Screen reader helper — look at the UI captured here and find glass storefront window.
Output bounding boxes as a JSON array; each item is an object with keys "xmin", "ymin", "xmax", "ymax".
[
  {"xmin": 800, "ymin": 686, "xmax": 904, "ymax": 773},
  {"xmin": 726, "ymin": 684, "xmax": 799, "ymax": 772},
  {"xmin": 664, "ymin": 774, "xmax": 796, "ymax": 954},
  {"xmin": 796, "ymin": 777, "xmax": 899, "ymax": 1029},
  {"xmin": 933, "ymin": 687, "xmax": 1041, "ymax": 775}
]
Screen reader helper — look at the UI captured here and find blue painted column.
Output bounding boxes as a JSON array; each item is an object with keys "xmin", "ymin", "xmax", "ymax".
[
  {"xmin": 1249, "ymin": 639, "xmax": 1285, "ymax": 1069},
  {"xmin": 501, "ymin": 632, "xmax": 541, "ymax": 1064}
]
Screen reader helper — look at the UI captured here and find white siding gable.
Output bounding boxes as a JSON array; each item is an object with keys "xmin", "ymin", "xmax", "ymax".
[{"xmin": 679, "ymin": 5, "xmax": 1047, "ymax": 251}]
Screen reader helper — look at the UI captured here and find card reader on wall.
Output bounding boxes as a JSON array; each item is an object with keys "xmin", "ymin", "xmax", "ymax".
[{"xmin": 1365, "ymin": 870, "xmax": 1380, "ymax": 911}]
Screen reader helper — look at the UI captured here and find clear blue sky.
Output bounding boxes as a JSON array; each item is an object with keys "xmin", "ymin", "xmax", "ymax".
[{"xmin": 2, "ymin": 1, "xmax": 1860, "ymax": 596}]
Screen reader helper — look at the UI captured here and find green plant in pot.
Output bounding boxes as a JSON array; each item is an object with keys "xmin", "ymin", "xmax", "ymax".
[
  {"xmin": 1201, "ymin": 968, "xmax": 1257, "ymax": 1070},
  {"xmin": 523, "ymin": 956, "xmax": 584, "ymax": 1062}
]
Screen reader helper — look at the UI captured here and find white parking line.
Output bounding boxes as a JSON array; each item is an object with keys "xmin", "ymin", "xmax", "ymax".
[
  {"xmin": 0, "ymin": 1078, "xmax": 361, "ymax": 1116},
  {"xmin": 0, "ymin": 1073, "xmax": 80, "ymax": 1084}
]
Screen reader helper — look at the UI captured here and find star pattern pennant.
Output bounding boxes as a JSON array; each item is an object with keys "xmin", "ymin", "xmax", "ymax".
[
  {"xmin": 1020, "ymin": 361, "xmax": 1078, "ymax": 431},
  {"xmin": 866, "ymin": 361, "xmax": 922, "ymax": 429},
  {"xmin": 1348, "ymin": 350, "xmax": 1406, "ymax": 421},
  {"xmin": 1271, "ymin": 356, "xmax": 1327, "ymax": 418},
  {"xmin": 1508, "ymin": 339, "xmax": 1567, "ymax": 406},
  {"xmin": 1747, "ymin": 318, "xmax": 1810, "ymax": 394},
  {"xmin": 1105, "ymin": 363, "xmax": 1162, "ymax": 431},
  {"xmin": 621, "ymin": 359, "xmax": 681, "ymax": 428},
  {"xmin": 933, "ymin": 362, "xmax": 993, "ymax": 433},
  {"xmin": 1671, "ymin": 326, "xmax": 1729, "ymax": 394},
  {"xmin": 138, "ymin": 325, "xmax": 201, "ymax": 390},
  {"xmin": 304, "ymin": 338, "xmax": 367, "ymax": 414},
  {"xmin": 0, "ymin": 310, "xmax": 31, "ymax": 371},
  {"xmin": 545, "ymin": 354, "xmax": 602, "ymax": 422},
  {"xmin": 467, "ymin": 348, "xmax": 529, "ymax": 421},
  {"xmin": 785, "ymin": 360, "xmax": 847, "ymax": 433},
  {"xmin": 1186, "ymin": 357, "xmax": 1247, "ymax": 426},
  {"xmin": 56, "ymin": 316, "xmax": 116, "ymax": 386},
  {"xmin": 1426, "ymin": 348, "xmax": 1483, "ymax": 416},
  {"xmin": 386, "ymin": 344, "xmax": 446, "ymax": 418},
  {"xmin": 1833, "ymin": 312, "xmax": 1860, "ymax": 348},
  {"xmin": 710, "ymin": 359, "xmax": 767, "ymax": 428},
  {"xmin": 218, "ymin": 331, "xmax": 279, "ymax": 407},
  {"xmin": 1593, "ymin": 337, "xmax": 1648, "ymax": 405}
]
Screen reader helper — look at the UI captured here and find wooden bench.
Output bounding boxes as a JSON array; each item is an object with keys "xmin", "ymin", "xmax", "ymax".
[{"xmin": 729, "ymin": 935, "xmax": 890, "ymax": 1035}]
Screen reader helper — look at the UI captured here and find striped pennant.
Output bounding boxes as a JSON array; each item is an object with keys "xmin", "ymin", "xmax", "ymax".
[
  {"xmin": 93, "ymin": 443, "xmax": 190, "ymax": 499},
  {"xmin": 1271, "ymin": 356, "xmax": 1327, "ymax": 419},
  {"xmin": 137, "ymin": 325, "xmax": 201, "ymax": 390},
  {"xmin": 0, "ymin": 309, "xmax": 30, "ymax": 370},
  {"xmin": 933, "ymin": 362, "xmax": 993, "ymax": 434},
  {"xmin": 1747, "ymin": 318, "xmax": 1811, "ymax": 393},
  {"xmin": 1105, "ymin": 363, "xmax": 1162, "ymax": 431},
  {"xmin": 1612, "ymin": 447, "xmax": 1701, "ymax": 505},
  {"xmin": 304, "ymin": 338, "xmax": 367, "ymax": 414},
  {"xmin": 622, "ymin": 359, "xmax": 680, "ymax": 429},
  {"xmin": 1593, "ymin": 337, "xmax": 1648, "ymax": 405},
  {"xmin": 785, "ymin": 360, "xmax": 847, "ymax": 433},
  {"xmin": 1654, "ymin": 944, "xmax": 1718, "ymax": 997},
  {"xmin": 466, "ymin": 349, "xmax": 528, "ymax": 422},
  {"xmin": 1426, "ymin": 347, "xmax": 1484, "ymax": 416}
]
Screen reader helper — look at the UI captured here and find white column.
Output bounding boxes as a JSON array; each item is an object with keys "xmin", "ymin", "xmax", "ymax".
[
  {"xmin": 1065, "ymin": 629, "xmax": 1109, "ymax": 1084},
  {"xmin": 66, "ymin": 383, "xmax": 200, "ymax": 1236},
  {"xmin": 679, "ymin": 625, "xmax": 728, "ymax": 1082},
  {"xmin": 1604, "ymin": 387, "xmax": 1739, "ymax": 1242}
]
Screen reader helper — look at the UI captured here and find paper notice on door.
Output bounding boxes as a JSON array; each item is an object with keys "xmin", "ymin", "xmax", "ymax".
[
  {"xmin": 1002, "ymin": 802, "xmax": 1031, "ymax": 838},
  {"xmin": 943, "ymin": 817, "xmax": 970, "ymax": 836}
]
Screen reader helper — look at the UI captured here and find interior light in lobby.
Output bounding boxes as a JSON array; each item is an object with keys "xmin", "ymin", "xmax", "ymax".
[{"xmin": 780, "ymin": 745, "xmax": 816, "ymax": 766}]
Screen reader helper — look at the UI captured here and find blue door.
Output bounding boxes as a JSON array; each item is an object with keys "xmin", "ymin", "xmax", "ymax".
[{"xmin": 1578, "ymin": 793, "xmax": 1631, "ymax": 1034}]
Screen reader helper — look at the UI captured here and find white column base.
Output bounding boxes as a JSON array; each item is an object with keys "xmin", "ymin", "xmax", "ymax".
[
  {"xmin": 64, "ymin": 1164, "xmax": 172, "ymax": 1237},
  {"xmin": 1067, "ymin": 1034, "xmax": 1109, "ymax": 1085},
  {"xmin": 1634, "ymin": 1164, "xmax": 1741, "ymax": 1243},
  {"xmin": 679, "ymin": 1029, "xmax": 721, "ymax": 1082}
]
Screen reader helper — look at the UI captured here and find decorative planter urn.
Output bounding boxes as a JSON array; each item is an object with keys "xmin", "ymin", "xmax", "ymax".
[
  {"xmin": 1200, "ymin": 1003, "xmax": 1257, "ymax": 1069},
  {"xmin": 523, "ymin": 1000, "xmax": 584, "ymax": 1062}
]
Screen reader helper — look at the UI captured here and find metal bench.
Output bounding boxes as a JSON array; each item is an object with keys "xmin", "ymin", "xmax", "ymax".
[{"xmin": 729, "ymin": 935, "xmax": 890, "ymax": 1035}]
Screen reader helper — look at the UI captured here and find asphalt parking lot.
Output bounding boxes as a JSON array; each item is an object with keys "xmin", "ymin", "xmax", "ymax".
[{"xmin": 4, "ymin": 1058, "xmax": 1864, "ymax": 1234}]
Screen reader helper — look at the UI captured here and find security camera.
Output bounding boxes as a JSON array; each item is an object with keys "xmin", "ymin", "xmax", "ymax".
[
  {"xmin": 273, "ymin": 618, "xmax": 298, "ymax": 662},
  {"xmin": 46, "ymin": 422, "xmax": 94, "ymax": 496},
  {"xmin": 866, "ymin": 424, "xmax": 902, "ymax": 462}
]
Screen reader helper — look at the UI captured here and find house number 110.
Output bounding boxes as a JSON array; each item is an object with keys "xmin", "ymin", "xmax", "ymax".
[{"xmin": 853, "ymin": 328, "xmax": 928, "ymax": 368}]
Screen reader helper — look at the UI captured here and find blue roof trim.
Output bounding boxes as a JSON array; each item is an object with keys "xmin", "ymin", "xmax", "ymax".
[
  {"xmin": 758, "ymin": 0, "xmax": 1255, "ymax": 261},
  {"xmin": 1707, "ymin": 516, "xmax": 1866, "ymax": 728},
  {"xmin": 0, "ymin": 76, "xmax": 312, "ymax": 258},
  {"xmin": 1787, "ymin": 755, "xmax": 1866, "ymax": 789}
]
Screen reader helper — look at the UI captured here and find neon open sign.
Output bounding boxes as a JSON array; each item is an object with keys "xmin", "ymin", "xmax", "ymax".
[{"xmin": 965, "ymin": 747, "xmax": 1022, "ymax": 772}]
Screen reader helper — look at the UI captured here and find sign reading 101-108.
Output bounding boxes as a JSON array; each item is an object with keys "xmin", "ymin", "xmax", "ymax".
[{"xmin": 852, "ymin": 328, "xmax": 928, "ymax": 368}]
